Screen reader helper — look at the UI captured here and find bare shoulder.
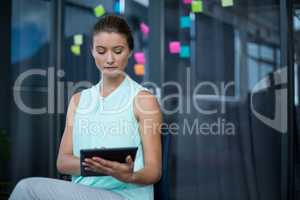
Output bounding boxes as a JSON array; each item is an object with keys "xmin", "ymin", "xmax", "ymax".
[
  {"xmin": 72, "ymin": 92, "xmax": 81, "ymax": 104},
  {"xmin": 69, "ymin": 92, "xmax": 81, "ymax": 109},
  {"xmin": 66, "ymin": 92, "xmax": 81, "ymax": 125},
  {"xmin": 134, "ymin": 90, "xmax": 161, "ymax": 118}
]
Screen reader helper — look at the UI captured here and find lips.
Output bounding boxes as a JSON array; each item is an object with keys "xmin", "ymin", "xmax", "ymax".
[{"xmin": 104, "ymin": 66, "xmax": 118, "ymax": 69}]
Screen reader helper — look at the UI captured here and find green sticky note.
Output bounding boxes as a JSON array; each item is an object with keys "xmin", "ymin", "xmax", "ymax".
[
  {"xmin": 71, "ymin": 45, "xmax": 81, "ymax": 56},
  {"xmin": 192, "ymin": 1, "xmax": 203, "ymax": 13},
  {"xmin": 180, "ymin": 45, "xmax": 190, "ymax": 58},
  {"xmin": 94, "ymin": 5, "xmax": 105, "ymax": 17},
  {"xmin": 74, "ymin": 34, "xmax": 83, "ymax": 45},
  {"xmin": 221, "ymin": 0, "xmax": 234, "ymax": 7}
]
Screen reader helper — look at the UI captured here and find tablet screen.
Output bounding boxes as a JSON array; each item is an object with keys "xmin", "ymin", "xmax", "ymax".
[{"xmin": 80, "ymin": 147, "xmax": 138, "ymax": 177}]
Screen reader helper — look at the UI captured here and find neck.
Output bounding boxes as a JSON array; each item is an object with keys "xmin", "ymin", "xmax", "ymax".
[{"xmin": 99, "ymin": 74, "xmax": 126, "ymax": 96}]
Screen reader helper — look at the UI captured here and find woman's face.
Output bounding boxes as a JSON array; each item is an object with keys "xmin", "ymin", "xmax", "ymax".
[{"xmin": 92, "ymin": 32, "xmax": 131, "ymax": 78}]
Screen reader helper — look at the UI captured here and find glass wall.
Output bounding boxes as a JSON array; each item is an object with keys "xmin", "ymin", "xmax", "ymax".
[
  {"xmin": 293, "ymin": 3, "xmax": 300, "ymax": 199},
  {"xmin": 164, "ymin": 0, "xmax": 288, "ymax": 200},
  {"xmin": 10, "ymin": 0, "xmax": 52, "ymax": 184}
]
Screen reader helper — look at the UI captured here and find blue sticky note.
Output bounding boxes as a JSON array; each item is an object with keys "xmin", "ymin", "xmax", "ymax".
[
  {"xmin": 114, "ymin": 2, "xmax": 121, "ymax": 14},
  {"xmin": 180, "ymin": 45, "xmax": 190, "ymax": 58},
  {"xmin": 180, "ymin": 16, "xmax": 191, "ymax": 28}
]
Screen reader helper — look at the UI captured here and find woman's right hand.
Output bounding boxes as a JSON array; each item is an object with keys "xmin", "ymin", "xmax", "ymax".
[{"xmin": 82, "ymin": 155, "xmax": 135, "ymax": 183}]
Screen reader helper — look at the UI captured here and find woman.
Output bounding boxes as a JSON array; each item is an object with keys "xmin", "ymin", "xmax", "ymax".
[{"xmin": 9, "ymin": 14, "xmax": 162, "ymax": 200}]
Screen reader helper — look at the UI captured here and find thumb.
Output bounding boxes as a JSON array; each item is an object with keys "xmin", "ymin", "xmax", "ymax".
[{"xmin": 126, "ymin": 155, "xmax": 133, "ymax": 165}]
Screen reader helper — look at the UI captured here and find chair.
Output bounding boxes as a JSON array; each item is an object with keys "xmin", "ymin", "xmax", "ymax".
[{"xmin": 154, "ymin": 132, "xmax": 171, "ymax": 200}]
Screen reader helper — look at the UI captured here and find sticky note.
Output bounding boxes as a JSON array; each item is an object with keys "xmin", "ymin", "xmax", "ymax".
[
  {"xmin": 180, "ymin": 16, "xmax": 191, "ymax": 28},
  {"xmin": 169, "ymin": 41, "xmax": 181, "ymax": 54},
  {"xmin": 183, "ymin": 0, "xmax": 192, "ymax": 4},
  {"xmin": 134, "ymin": 64, "xmax": 145, "ymax": 76},
  {"xmin": 114, "ymin": 0, "xmax": 125, "ymax": 13},
  {"xmin": 94, "ymin": 5, "xmax": 105, "ymax": 17},
  {"xmin": 73, "ymin": 34, "xmax": 83, "ymax": 45},
  {"xmin": 221, "ymin": 0, "xmax": 234, "ymax": 7},
  {"xmin": 180, "ymin": 45, "xmax": 190, "ymax": 58},
  {"xmin": 134, "ymin": 52, "xmax": 145, "ymax": 64},
  {"xmin": 71, "ymin": 45, "xmax": 80, "ymax": 56},
  {"xmin": 114, "ymin": 2, "xmax": 121, "ymax": 14},
  {"xmin": 140, "ymin": 22, "xmax": 150, "ymax": 36},
  {"xmin": 192, "ymin": 1, "xmax": 203, "ymax": 13}
]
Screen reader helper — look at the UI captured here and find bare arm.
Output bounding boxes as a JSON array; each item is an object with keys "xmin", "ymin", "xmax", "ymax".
[
  {"xmin": 130, "ymin": 90, "xmax": 162, "ymax": 184},
  {"xmin": 56, "ymin": 93, "xmax": 81, "ymax": 176}
]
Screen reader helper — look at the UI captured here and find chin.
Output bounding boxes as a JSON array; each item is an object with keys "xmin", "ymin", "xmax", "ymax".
[{"xmin": 102, "ymin": 70, "xmax": 125, "ymax": 78}]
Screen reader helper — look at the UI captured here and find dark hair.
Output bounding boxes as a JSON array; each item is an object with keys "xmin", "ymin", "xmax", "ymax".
[{"xmin": 92, "ymin": 14, "xmax": 134, "ymax": 50}]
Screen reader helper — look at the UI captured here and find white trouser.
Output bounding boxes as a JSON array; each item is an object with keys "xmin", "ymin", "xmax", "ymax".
[{"xmin": 9, "ymin": 177, "xmax": 125, "ymax": 200}]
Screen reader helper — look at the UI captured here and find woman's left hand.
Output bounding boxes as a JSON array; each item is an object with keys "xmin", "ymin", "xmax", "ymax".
[{"xmin": 82, "ymin": 155, "xmax": 134, "ymax": 183}]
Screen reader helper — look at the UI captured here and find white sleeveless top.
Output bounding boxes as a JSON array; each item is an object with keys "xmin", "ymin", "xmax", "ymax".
[{"xmin": 71, "ymin": 75, "xmax": 153, "ymax": 200}]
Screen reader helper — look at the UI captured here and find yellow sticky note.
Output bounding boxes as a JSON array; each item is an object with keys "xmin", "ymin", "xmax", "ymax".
[
  {"xmin": 134, "ymin": 64, "xmax": 145, "ymax": 76},
  {"xmin": 221, "ymin": 0, "xmax": 234, "ymax": 7},
  {"xmin": 71, "ymin": 45, "xmax": 80, "ymax": 56},
  {"xmin": 94, "ymin": 5, "xmax": 105, "ymax": 17},
  {"xmin": 192, "ymin": 1, "xmax": 203, "ymax": 13},
  {"xmin": 74, "ymin": 34, "xmax": 83, "ymax": 45}
]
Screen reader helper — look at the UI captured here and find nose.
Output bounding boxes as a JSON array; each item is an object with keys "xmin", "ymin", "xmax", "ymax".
[{"xmin": 106, "ymin": 51, "xmax": 115, "ymax": 65}]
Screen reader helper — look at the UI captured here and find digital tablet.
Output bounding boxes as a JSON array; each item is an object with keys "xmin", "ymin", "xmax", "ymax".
[{"xmin": 80, "ymin": 147, "xmax": 138, "ymax": 177}]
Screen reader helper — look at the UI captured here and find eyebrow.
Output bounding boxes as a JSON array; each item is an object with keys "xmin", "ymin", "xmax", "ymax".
[{"xmin": 95, "ymin": 45, "xmax": 125, "ymax": 49}]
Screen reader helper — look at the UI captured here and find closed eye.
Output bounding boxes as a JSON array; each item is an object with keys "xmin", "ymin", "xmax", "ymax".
[
  {"xmin": 114, "ymin": 47, "xmax": 124, "ymax": 54},
  {"xmin": 114, "ymin": 50, "xmax": 122, "ymax": 54}
]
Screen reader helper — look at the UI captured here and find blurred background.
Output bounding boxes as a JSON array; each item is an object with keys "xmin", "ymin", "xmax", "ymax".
[{"xmin": 0, "ymin": 0, "xmax": 300, "ymax": 199}]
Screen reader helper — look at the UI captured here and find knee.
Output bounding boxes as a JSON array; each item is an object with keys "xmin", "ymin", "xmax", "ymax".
[
  {"xmin": 13, "ymin": 178, "xmax": 34, "ymax": 192},
  {"xmin": 9, "ymin": 178, "xmax": 40, "ymax": 199},
  {"xmin": 17, "ymin": 177, "xmax": 36, "ymax": 189}
]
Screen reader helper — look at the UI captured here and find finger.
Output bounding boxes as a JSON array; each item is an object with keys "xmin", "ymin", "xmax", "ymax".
[
  {"xmin": 92, "ymin": 159, "xmax": 114, "ymax": 174},
  {"xmin": 91, "ymin": 157, "xmax": 132, "ymax": 174},
  {"xmin": 126, "ymin": 155, "xmax": 133, "ymax": 164},
  {"xmin": 83, "ymin": 159, "xmax": 93, "ymax": 168},
  {"xmin": 83, "ymin": 159, "xmax": 97, "ymax": 170},
  {"xmin": 126, "ymin": 156, "xmax": 134, "ymax": 170},
  {"xmin": 84, "ymin": 158, "xmax": 97, "ymax": 166},
  {"xmin": 84, "ymin": 158, "xmax": 112, "ymax": 174},
  {"xmin": 91, "ymin": 157, "xmax": 131, "ymax": 173},
  {"xmin": 83, "ymin": 161, "xmax": 97, "ymax": 170},
  {"xmin": 85, "ymin": 158, "xmax": 105, "ymax": 167},
  {"xmin": 85, "ymin": 167, "xmax": 91, "ymax": 171},
  {"xmin": 92, "ymin": 157, "xmax": 119, "ymax": 169}
]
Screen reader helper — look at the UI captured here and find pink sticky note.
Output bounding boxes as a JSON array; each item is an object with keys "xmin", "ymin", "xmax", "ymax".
[
  {"xmin": 140, "ymin": 22, "xmax": 150, "ymax": 36},
  {"xmin": 183, "ymin": 0, "xmax": 192, "ymax": 4},
  {"xmin": 169, "ymin": 41, "xmax": 181, "ymax": 54},
  {"xmin": 134, "ymin": 52, "xmax": 145, "ymax": 64}
]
